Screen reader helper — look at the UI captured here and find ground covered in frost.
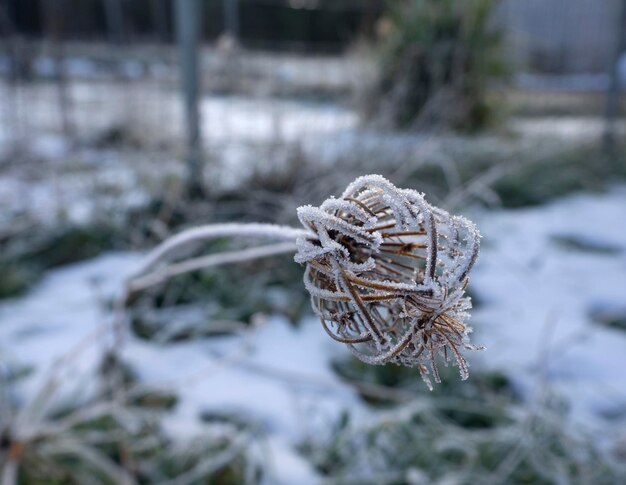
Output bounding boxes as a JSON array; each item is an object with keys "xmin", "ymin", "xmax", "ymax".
[{"xmin": 1, "ymin": 186, "xmax": 626, "ymax": 483}]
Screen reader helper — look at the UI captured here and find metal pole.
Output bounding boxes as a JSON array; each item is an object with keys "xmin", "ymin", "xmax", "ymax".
[
  {"xmin": 174, "ymin": 0, "xmax": 204, "ymax": 196},
  {"xmin": 150, "ymin": 0, "xmax": 168, "ymax": 43},
  {"xmin": 223, "ymin": 0, "xmax": 240, "ymax": 40},
  {"xmin": 604, "ymin": 0, "xmax": 626, "ymax": 152},
  {"xmin": 103, "ymin": 0, "xmax": 125, "ymax": 44},
  {"xmin": 43, "ymin": 0, "xmax": 73, "ymax": 141}
]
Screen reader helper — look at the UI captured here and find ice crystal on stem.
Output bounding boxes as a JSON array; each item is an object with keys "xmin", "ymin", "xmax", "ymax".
[{"xmin": 294, "ymin": 175, "xmax": 482, "ymax": 389}]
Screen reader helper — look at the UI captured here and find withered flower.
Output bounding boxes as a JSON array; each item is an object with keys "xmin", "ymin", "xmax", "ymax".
[
  {"xmin": 295, "ymin": 175, "xmax": 482, "ymax": 389},
  {"xmin": 127, "ymin": 174, "xmax": 482, "ymax": 389}
]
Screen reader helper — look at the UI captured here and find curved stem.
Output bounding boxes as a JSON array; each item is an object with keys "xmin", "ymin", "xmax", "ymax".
[
  {"xmin": 128, "ymin": 241, "xmax": 298, "ymax": 294},
  {"xmin": 130, "ymin": 223, "xmax": 312, "ymax": 281}
]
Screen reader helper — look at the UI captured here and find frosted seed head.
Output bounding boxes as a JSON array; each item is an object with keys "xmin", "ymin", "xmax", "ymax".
[{"xmin": 294, "ymin": 174, "xmax": 483, "ymax": 388}]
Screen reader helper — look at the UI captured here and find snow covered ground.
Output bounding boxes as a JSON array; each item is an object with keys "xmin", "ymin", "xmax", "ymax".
[
  {"xmin": 0, "ymin": 252, "xmax": 358, "ymax": 484},
  {"xmin": 1, "ymin": 186, "xmax": 626, "ymax": 482},
  {"xmin": 471, "ymin": 186, "xmax": 626, "ymax": 432},
  {"xmin": 0, "ymin": 80, "xmax": 357, "ymax": 150}
]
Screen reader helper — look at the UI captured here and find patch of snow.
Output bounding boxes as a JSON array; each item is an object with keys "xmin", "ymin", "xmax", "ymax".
[
  {"xmin": 0, "ymin": 151, "xmax": 178, "ymax": 227},
  {"xmin": 199, "ymin": 96, "xmax": 357, "ymax": 144},
  {"xmin": 0, "ymin": 253, "xmax": 139, "ymax": 399},
  {"xmin": 64, "ymin": 58, "xmax": 99, "ymax": 78},
  {"xmin": 119, "ymin": 60, "xmax": 145, "ymax": 80},
  {"xmin": 264, "ymin": 436, "xmax": 320, "ymax": 485},
  {"xmin": 31, "ymin": 134, "xmax": 70, "ymax": 160},
  {"xmin": 513, "ymin": 117, "xmax": 626, "ymax": 141},
  {"xmin": 0, "ymin": 251, "xmax": 361, "ymax": 483},
  {"xmin": 470, "ymin": 186, "xmax": 626, "ymax": 431}
]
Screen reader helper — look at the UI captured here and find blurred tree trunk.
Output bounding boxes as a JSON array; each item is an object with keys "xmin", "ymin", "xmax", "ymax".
[{"xmin": 175, "ymin": 0, "xmax": 204, "ymax": 197}]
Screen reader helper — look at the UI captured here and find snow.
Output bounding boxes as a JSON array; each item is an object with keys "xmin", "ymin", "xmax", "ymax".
[
  {"xmin": 512, "ymin": 117, "xmax": 626, "ymax": 141},
  {"xmin": 0, "ymin": 252, "xmax": 359, "ymax": 484},
  {"xmin": 124, "ymin": 315, "xmax": 357, "ymax": 436},
  {"xmin": 0, "ymin": 150, "xmax": 179, "ymax": 227},
  {"xmin": 470, "ymin": 186, "xmax": 626, "ymax": 430},
  {"xmin": 0, "ymin": 80, "xmax": 356, "ymax": 149},
  {"xmin": 0, "ymin": 253, "xmax": 138, "ymax": 409}
]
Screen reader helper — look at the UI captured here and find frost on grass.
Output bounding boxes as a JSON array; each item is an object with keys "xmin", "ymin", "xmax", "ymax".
[
  {"xmin": 127, "ymin": 174, "xmax": 482, "ymax": 389},
  {"xmin": 300, "ymin": 389, "xmax": 626, "ymax": 485},
  {"xmin": 294, "ymin": 175, "xmax": 482, "ymax": 389}
]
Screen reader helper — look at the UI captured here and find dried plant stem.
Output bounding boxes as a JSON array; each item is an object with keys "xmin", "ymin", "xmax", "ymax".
[
  {"xmin": 127, "ymin": 223, "xmax": 313, "ymax": 295},
  {"xmin": 132, "ymin": 223, "xmax": 312, "ymax": 279},
  {"xmin": 128, "ymin": 241, "xmax": 298, "ymax": 294}
]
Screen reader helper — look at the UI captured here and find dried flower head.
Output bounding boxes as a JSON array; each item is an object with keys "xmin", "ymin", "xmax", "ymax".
[{"xmin": 295, "ymin": 175, "xmax": 482, "ymax": 388}]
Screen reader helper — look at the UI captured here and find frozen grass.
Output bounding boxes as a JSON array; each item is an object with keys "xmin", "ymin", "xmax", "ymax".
[
  {"xmin": 1, "ymin": 372, "xmax": 261, "ymax": 485},
  {"xmin": 300, "ymin": 373, "xmax": 626, "ymax": 485},
  {"xmin": 2, "ymin": 186, "xmax": 626, "ymax": 483}
]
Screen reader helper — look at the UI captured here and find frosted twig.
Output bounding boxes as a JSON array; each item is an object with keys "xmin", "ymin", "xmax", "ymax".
[
  {"xmin": 128, "ymin": 242, "xmax": 297, "ymax": 293},
  {"xmin": 131, "ymin": 223, "xmax": 311, "ymax": 279}
]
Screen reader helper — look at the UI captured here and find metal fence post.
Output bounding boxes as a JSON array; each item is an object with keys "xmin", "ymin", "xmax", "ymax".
[
  {"xmin": 175, "ymin": 0, "xmax": 204, "ymax": 196},
  {"xmin": 604, "ymin": 0, "xmax": 626, "ymax": 152},
  {"xmin": 223, "ymin": 0, "xmax": 240, "ymax": 40},
  {"xmin": 103, "ymin": 0, "xmax": 125, "ymax": 44}
]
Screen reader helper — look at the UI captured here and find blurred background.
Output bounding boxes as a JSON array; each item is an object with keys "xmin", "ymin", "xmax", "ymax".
[{"xmin": 1, "ymin": 0, "xmax": 626, "ymax": 483}]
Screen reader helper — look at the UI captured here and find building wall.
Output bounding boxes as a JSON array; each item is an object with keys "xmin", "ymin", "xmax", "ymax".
[{"xmin": 501, "ymin": 0, "xmax": 622, "ymax": 73}]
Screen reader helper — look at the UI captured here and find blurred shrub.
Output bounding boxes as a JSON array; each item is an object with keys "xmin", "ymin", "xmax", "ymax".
[
  {"xmin": 493, "ymin": 146, "xmax": 626, "ymax": 207},
  {"xmin": 366, "ymin": 0, "xmax": 507, "ymax": 131}
]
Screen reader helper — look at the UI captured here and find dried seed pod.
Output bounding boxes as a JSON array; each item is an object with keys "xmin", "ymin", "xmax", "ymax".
[{"xmin": 295, "ymin": 175, "xmax": 482, "ymax": 388}]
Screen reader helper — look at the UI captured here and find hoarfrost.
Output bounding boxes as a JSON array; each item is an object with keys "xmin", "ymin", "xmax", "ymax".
[{"xmin": 295, "ymin": 175, "xmax": 482, "ymax": 386}]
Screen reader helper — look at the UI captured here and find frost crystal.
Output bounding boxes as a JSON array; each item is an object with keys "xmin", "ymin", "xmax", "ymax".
[{"xmin": 294, "ymin": 175, "xmax": 483, "ymax": 388}]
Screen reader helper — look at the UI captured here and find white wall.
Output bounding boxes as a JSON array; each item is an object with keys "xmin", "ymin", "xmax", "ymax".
[{"xmin": 500, "ymin": 0, "xmax": 622, "ymax": 73}]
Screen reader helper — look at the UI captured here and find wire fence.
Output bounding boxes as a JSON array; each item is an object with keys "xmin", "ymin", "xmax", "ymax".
[{"xmin": 0, "ymin": 0, "xmax": 624, "ymax": 188}]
